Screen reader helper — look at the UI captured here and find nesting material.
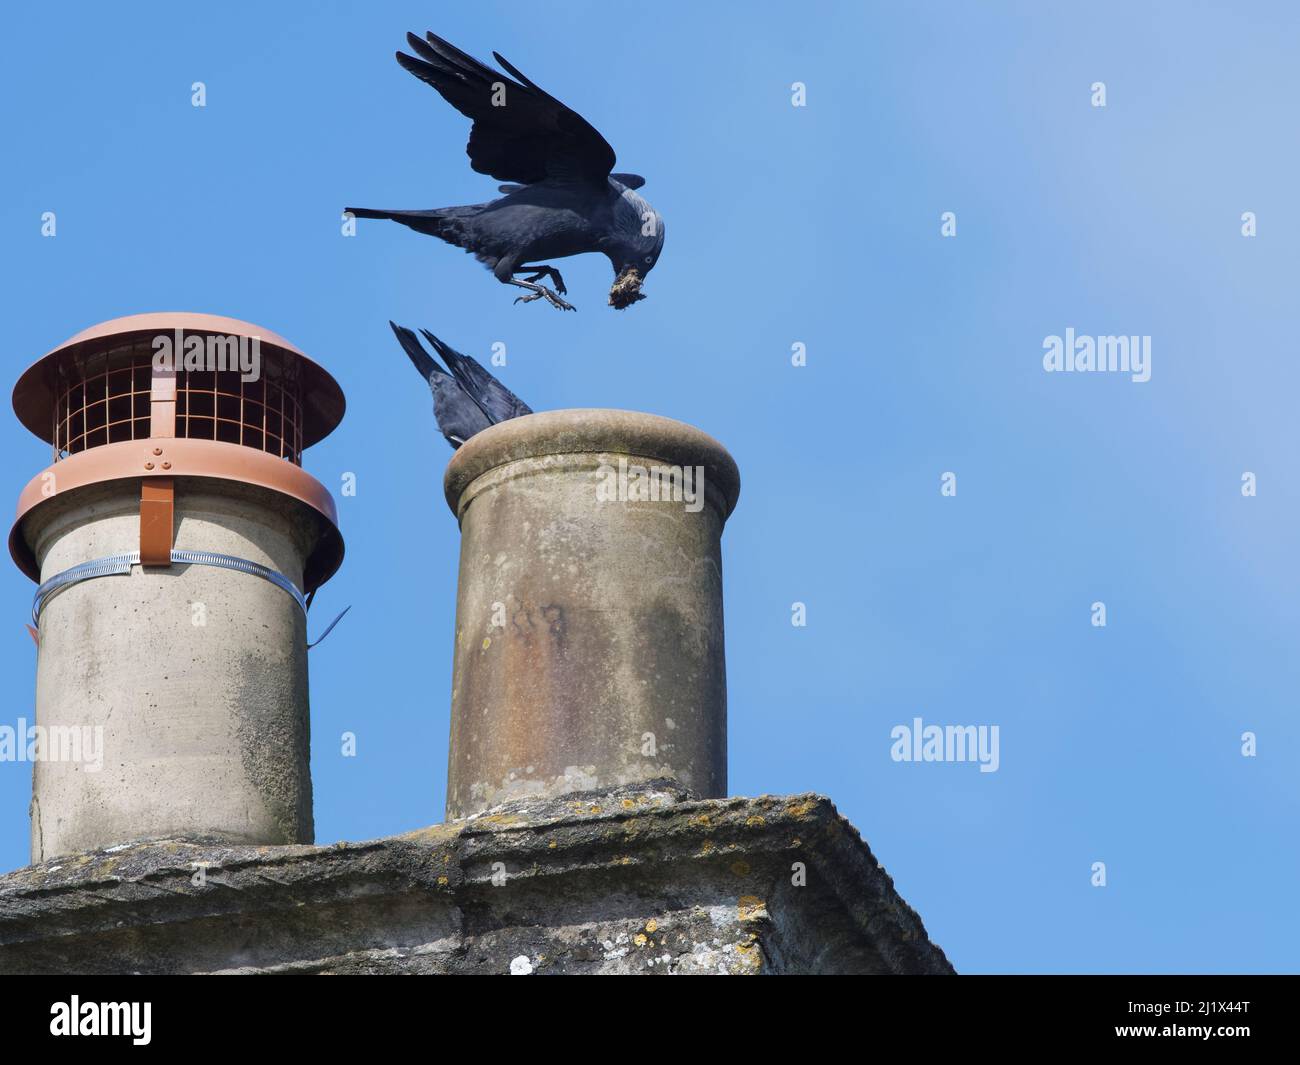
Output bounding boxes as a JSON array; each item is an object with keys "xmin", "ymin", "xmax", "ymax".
[{"xmin": 608, "ymin": 267, "xmax": 645, "ymax": 309}]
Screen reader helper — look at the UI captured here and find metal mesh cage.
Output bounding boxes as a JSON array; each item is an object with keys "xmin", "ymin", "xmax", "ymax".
[{"xmin": 52, "ymin": 338, "xmax": 305, "ymax": 464}]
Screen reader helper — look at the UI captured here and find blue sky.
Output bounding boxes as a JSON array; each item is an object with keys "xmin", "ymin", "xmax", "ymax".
[{"xmin": 1, "ymin": 1, "xmax": 1297, "ymax": 973}]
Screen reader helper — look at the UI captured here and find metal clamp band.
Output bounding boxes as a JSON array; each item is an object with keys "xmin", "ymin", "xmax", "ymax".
[{"xmin": 32, "ymin": 549, "xmax": 306, "ymax": 626}]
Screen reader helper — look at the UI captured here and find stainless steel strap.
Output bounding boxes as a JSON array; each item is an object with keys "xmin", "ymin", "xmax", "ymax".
[{"xmin": 32, "ymin": 549, "xmax": 307, "ymax": 624}]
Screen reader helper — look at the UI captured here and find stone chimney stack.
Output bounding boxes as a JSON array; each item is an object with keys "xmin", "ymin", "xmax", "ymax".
[
  {"xmin": 0, "ymin": 393, "xmax": 954, "ymax": 976},
  {"xmin": 441, "ymin": 409, "xmax": 740, "ymax": 817},
  {"xmin": 9, "ymin": 313, "xmax": 344, "ymax": 862}
]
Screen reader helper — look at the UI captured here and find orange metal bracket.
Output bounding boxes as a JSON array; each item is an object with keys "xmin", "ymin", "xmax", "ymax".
[
  {"xmin": 139, "ymin": 352, "xmax": 178, "ymax": 565},
  {"xmin": 140, "ymin": 478, "xmax": 174, "ymax": 565}
]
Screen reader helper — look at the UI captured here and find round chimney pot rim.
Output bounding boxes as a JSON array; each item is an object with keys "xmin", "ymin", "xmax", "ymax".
[{"xmin": 443, "ymin": 408, "xmax": 741, "ymax": 519}]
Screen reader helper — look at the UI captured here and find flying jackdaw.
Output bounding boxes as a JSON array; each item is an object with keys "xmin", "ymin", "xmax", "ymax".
[
  {"xmin": 348, "ymin": 31, "xmax": 664, "ymax": 311},
  {"xmin": 389, "ymin": 321, "xmax": 532, "ymax": 448}
]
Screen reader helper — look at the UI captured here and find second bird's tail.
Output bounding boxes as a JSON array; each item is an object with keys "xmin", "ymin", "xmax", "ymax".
[{"xmin": 344, "ymin": 204, "xmax": 485, "ymax": 245}]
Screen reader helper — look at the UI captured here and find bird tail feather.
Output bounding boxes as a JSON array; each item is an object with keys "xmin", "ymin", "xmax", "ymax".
[
  {"xmin": 388, "ymin": 321, "xmax": 440, "ymax": 381},
  {"xmin": 345, "ymin": 205, "xmax": 483, "ymax": 243}
]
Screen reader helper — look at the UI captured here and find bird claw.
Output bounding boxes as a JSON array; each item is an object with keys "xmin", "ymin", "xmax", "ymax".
[
  {"xmin": 524, "ymin": 270, "xmax": 567, "ymax": 295},
  {"xmin": 514, "ymin": 286, "xmax": 575, "ymax": 311}
]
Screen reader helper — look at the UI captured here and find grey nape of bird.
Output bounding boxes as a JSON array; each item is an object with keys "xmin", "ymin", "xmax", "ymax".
[
  {"xmin": 347, "ymin": 31, "xmax": 664, "ymax": 312},
  {"xmin": 389, "ymin": 321, "xmax": 532, "ymax": 449}
]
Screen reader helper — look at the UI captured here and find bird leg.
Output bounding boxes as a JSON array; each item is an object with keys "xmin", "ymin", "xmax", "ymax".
[
  {"xmin": 507, "ymin": 276, "xmax": 575, "ymax": 311},
  {"xmin": 516, "ymin": 264, "xmax": 567, "ymax": 294}
]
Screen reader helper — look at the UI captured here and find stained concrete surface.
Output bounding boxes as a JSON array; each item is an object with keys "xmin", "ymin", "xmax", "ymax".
[
  {"xmin": 443, "ymin": 410, "xmax": 740, "ymax": 818},
  {"xmin": 21, "ymin": 479, "xmax": 323, "ymax": 861}
]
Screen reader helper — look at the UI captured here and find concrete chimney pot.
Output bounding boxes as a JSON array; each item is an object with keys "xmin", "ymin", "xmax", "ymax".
[
  {"xmin": 23, "ymin": 482, "xmax": 323, "ymax": 861},
  {"xmin": 442, "ymin": 408, "xmax": 741, "ymax": 818},
  {"xmin": 9, "ymin": 313, "xmax": 345, "ymax": 863}
]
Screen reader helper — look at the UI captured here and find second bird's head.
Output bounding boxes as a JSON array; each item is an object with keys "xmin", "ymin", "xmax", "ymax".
[{"xmin": 609, "ymin": 192, "xmax": 666, "ymax": 310}]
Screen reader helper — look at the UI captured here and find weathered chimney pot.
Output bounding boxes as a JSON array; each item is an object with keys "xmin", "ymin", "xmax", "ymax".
[{"xmin": 442, "ymin": 408, "xmax": 739, "ymax": 817}]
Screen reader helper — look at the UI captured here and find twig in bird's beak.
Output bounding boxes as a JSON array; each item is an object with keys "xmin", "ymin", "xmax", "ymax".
[{"xmin": 609, "ymin": 267, "xmax": 646, "ymax": 309}]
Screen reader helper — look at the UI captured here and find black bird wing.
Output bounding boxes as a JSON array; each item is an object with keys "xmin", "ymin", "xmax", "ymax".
[
  {"xmin": 389, "ymin": 322, "xmax": 491, "ymax": 447},
  {"xmin": 397, "ymin": 31, "xmax": 617, "ymax": 186},
  {"xmin": 420, "ymin": 329, "xmax": 533, "ymax": 423}
]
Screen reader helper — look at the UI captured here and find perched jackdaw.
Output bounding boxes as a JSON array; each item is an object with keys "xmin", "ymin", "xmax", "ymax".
[
  {"xmin": 389, "ymin": 321, "xmax": 532, "ymax": 448},
  {"xmin": 348, "ymin": 31, "xmax": 664, "ymax": 311}
]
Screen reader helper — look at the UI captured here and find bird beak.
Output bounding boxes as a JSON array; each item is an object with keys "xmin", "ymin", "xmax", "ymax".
[{"xmin": 608, "ymin": 266, "xmax": 646, "ymax": 309}]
